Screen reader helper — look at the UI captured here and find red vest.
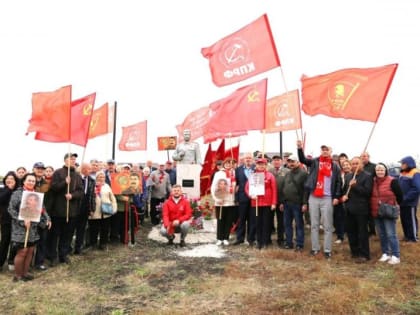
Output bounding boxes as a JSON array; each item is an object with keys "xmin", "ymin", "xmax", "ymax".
[{"xmin": 370, "ymin": 176, "xmax": 396, "ymax": 218}]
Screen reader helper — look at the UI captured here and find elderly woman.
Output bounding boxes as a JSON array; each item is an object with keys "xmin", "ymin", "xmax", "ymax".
[
  {"xmin": 8, "ymin": 173, "xmax": 51, "ymax": 281},
  {"xmin": 370, "ymin": 163, "xmax": 403, "ymax": 265},
  {"xmin": 88, "ymin": 171, "xmax": 117, "ymax": 250}
]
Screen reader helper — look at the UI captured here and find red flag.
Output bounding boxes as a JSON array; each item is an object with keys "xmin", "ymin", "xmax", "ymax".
[
  {"xmin": 301, "ymin": 63, "xmax": 398, "ymax": 122},
  {"xmin": 204, "ymin": 78, "xmax": 267, "ymax": 139},
  {"xmin": 200, "ymin": 143, "xmax": 214, "ymax": 197},
  {"xmin": 265, "ymin": 89, "xmax": 301, "ymax": 132},
  {"xmin": 27, "ymin": 85, "xmax": 72, "ymax": 140},
  {"xmin": 203, "ymin": 130, "xmax": 247, "ymax": 144},
  {"xmin": 224, "ymin": 143, "xmax": 240, "ymax": 162},
  {"xmin": 88, "ymin": 103, "xmax": 109, "ymax": 139},
  {"xmin": 176, "ymin": 106, "xmax": 210, "ymax": 142},
  {"xmin": 119, "ymin": 120, "xmax": 147, "ymax": 151},
  {"xmin": 35, "ymin": 93, "xmax": 96, "ymax": 146},
  {"xmin": 201, "ymin": 14, "xmax": 280, "ymax": 86},
  {"xmin": 213, "ymin": 139, "xmax": 225, "ymax": 169}
]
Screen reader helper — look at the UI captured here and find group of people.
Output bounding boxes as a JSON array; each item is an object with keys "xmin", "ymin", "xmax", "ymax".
[
  {"xmin": 0, "ymin": 152, "xmax": 182, "ymax": 282},
  {"xmin": 0, "ymin": 135, "xmax": 419, "ymax": 282}
]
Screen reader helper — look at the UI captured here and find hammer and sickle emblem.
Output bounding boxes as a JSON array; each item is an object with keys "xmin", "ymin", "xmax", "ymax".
[
  {"xmin": 247, "ymin": 89, "xmax": 260, "ymax": 103},
  {"xmin": 83, "ymin": 103, "xmax": 93, "ymax": 116},
  {"xmin": 90, "ymin": 115, "xmax": 99, "ymax": 131}
]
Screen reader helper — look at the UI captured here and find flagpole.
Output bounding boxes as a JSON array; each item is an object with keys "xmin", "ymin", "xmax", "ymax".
[
  {"xmin": 111, "ymin": 101, "xmax": 117, "ymax": 160},
  {"xmin": 345, "ymin": 122, "xmax": 378, "ymax": 196}
]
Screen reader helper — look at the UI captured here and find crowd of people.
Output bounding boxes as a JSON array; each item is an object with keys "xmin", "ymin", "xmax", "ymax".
[{"xmin": 0, "ymin": 142, "xmax": 419, "ymax": 282}]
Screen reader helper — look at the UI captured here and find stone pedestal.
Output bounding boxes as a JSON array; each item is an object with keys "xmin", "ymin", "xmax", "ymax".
[{"xmin": 176, "ymin": 164, "xmax": 202, "ymax": 199}]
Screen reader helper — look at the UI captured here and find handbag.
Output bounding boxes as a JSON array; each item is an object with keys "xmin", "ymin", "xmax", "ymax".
[
  {"xmin": 378, "ymin": 202, "xmax": 399, "ymax": 220},
  {"xmin": 375, "ymin": 181, "xmax": 399, "ymax": 219},
  {"xmin": 101, "ymin": 202, "xmax": 114, "ymax": 215}
]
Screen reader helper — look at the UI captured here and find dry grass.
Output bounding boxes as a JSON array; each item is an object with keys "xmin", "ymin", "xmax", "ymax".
[{"xmin": 0, "ymin": 220, "xmax": 419, "ymax": 315}]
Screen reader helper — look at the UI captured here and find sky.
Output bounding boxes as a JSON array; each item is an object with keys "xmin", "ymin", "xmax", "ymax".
[{"xmin": 0, "ymin": 0, "xmax": 419, "ymax": 175}]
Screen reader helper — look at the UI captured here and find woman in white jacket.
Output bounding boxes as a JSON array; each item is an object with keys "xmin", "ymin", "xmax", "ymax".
[
  {"xmin": 88, "ymin": 171, "xmax": 117, "ymax": 250},
  {"xmin": 211, "ymin": 158, "xmax": 238, "ymax": 246}
]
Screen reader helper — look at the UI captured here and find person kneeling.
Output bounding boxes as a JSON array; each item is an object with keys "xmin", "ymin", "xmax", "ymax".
[{"xmin": 159, "ymin": 185, "xmax": 192, "ymax": 247}]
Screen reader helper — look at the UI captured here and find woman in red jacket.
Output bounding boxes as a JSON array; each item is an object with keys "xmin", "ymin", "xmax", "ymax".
[{"xmin": 245, "ymin": 158, "xmax": 277, "ymax": 249}]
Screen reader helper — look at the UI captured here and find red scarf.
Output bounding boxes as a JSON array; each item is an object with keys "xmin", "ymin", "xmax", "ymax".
[
  {"xmin": 23, "ymin": 185, "xmax": 34, "ymax": 192},
  {"xmin": 159, "ymin": 171, "xmax": 165, "ymax": 184},
  {"xmin": 95, "ymin": 184, "xmax": 102, "ymax": 196},
  {"xmin": 224, "ymin": 169, "xmax": 236, "ymax": 193},
  {"xmin": 314, "ymin": 156, "xmax": 332, "ymax": 197}
]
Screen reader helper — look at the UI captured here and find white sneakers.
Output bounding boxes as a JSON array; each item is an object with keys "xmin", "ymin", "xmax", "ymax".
[
  {"xmin": 334, "ymin": 239, "xmax": 342, "ymax": 244},
  {"xmin": 388, "ymin": 256, "xmax": 400, "ymax": 265},
  {"xmin": 216, "ymin": 240, "xmax": 229, "ymax": 246},
  {"xmin": 223, "ymin": 240, "xmax": 229, "ymax": 246},
  {"xmin": 216, "ymin": 240, "xmax": 222, "ymax": 246},
  {"xmin": 378, "ymin": 253, "xmax": 390, "ymax": 262},
  {"xmin": 378, "ymin": 254, "xmax": 400, "ymax": 264}
]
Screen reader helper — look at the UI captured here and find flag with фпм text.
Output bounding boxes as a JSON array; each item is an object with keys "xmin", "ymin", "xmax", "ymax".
[
  {"xmin": 265, "ymin": 89, "xmax": 301, "ymax": 133},
  {"xmin": 201, "ymin": 14, "xmax": 280, "ymax": 87},
  {"xmin": 301, "ymin": 63, "xmax": 398, "ymax": 122},
  {"xmin": 119, "ymin": 120, "xmax": 147, "ymax": 151},
  {"xmin": 27, "ymin": 85, "xmax": 72, "ymax": 140},
  {"xmin": 35, "ymin": 93, "xmax": 96, "ymax": 146}
]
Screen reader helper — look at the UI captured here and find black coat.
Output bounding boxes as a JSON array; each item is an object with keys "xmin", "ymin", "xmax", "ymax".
[{"xmin": 344, "ymin": 171, "xmax": 373, "ymax": 215}]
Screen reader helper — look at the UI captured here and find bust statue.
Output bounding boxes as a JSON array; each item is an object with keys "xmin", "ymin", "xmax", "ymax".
[{"xmin": 172, "ymin": 129, "xmax": 201, "ymax": 164}]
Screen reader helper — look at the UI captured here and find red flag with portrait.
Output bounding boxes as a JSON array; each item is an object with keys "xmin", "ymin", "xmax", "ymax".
[
  {"xmin": 88, "ymin": 103, "xmax": 109, "ymax": 139},
  {"xmin": 301, "ymin": 63, "xmax": 398, "ymax": 122}
]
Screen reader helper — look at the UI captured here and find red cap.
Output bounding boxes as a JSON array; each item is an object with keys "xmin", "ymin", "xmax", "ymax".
[{"xmin": 256, "ymin": 158, "xmax": 268, "ymax": 164}]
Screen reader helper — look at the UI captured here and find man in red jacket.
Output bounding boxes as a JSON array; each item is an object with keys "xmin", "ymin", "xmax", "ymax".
[{"xmin": 159, "ymin": 184, "xmax": 192, "ymax": 247}]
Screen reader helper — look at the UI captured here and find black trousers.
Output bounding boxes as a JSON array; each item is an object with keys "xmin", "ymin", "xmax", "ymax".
[
  {"xmin": 346, "ymin": 213, "xmax": 370, "ymax": 259},
  {"xmin": 255, "ymin": 206, "xmax": 272, "ymax": 247},
  {"xmin": 88, "ymin": 217, "xmax": 111, "ymax": 247},
  {"xmin": 0, "ymin": 223, "xmax": 16, "ymax": 267},
  {"xmin": 47, "ymin": 216, "xmax": 76, "ymax": 261},
  {"xmin": 34, "ymin": 227, "xmax": 48, "ymax": 266}
]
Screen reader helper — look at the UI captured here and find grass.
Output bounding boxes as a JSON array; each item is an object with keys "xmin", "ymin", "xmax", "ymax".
[{"xmin": 0, "ymin": 220, "xmax": 419, "ymax": 314}]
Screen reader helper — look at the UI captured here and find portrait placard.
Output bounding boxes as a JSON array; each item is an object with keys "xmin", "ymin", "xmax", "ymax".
[
  {"xmin": 157, "ymin": 136, "xmax": 177, "ymax": 151},
  {"xmin": 249, "ymin": 173, "xmax": 265, "ymax": 196},
  {"xmin": 18, "ymin": 191, "xmax": 44, "ymax": 223}
]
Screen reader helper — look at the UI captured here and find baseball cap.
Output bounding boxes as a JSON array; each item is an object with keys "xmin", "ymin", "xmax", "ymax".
[
  {"xmin": 33, "ymin": 162, "xmax": 46, "ymax": 169},
  {"xmin": 256, "ymin": 158, "xmax": 268, "ymax": 164},
  {"xmin": 122, "ymin": 164, "xmax": 131, "ymax": 170},
  {"xmin": 287, "ymin": 155, "xmax": 299, "ymax": 162},
  {"xmin": 271, "ymin": 155, "xmax": 282, "ymax": 160},
  {"xmin": 320, "ymin": 145, "xmax": 329, "ymax": 150},
  {"xmin": 106, "ymin": 159, "xmax": 115, "ymax": 164},
  {"xmin": 166, "ymin": 161, "xmax": 173, "ymax": 164},
  {"xmin": 64, "ymin": 153, "xmax": 78, "ymax": 160}
]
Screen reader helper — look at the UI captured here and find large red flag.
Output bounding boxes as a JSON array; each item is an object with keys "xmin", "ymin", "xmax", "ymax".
[
  {"xmin": 203, "ymin": 130, "xmax": 247, "ymax": 144},
  {"xmin": 27, "ymin": 85, "xmax": 72, "ymax": 140},
  {"xmin": 176, "ymin": 106, "xmax": 210, "ymax": 142},
  {"xmin": 224, "ymin": 142, "xmax": 240, "ymax": 162},
  {"xmin": 119, "ymin": 120, "xmax": 147, "ymax": 151},
  {"xmin": 204, "ymin": 78, "xmax": 267, "ymax": 139},
  {"xmin": 200, "ymin": 143, "xmax": 214, "ymax": 197},
  {"xmin": 265, "ymin": 89, "xmax": 301, "ymax": 132},
  {"xmin": 88, "ymin": 103, "xmax": 109, "ymax": 139},
  {"xmin": 35, "ymin": 93, "xmax": 96, "ymax": 146},
  {"xmin": 201, "ymin": 14, "xmax": 280, "ymax": 87},
  {"xmin": 301, "ymin": 63, "xmax": 398, "ymax": 122}
]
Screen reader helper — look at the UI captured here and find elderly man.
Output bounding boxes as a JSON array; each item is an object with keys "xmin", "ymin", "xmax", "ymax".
[
  {"xmin": 297, "ymin": 141, "xmax": 342, "ymax": 259},
  {"xmin": 172, "ymin": 129, "xmax": 202, "ymax": 164}
]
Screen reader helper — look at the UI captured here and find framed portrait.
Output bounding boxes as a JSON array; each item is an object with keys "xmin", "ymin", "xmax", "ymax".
[
  {"xmin": 18, "ymin": 191, "xmax": 44, "ymax": 222},
  {"xmin": 249, "ymin": 173, "xmax": 265, "ymax": 196}
]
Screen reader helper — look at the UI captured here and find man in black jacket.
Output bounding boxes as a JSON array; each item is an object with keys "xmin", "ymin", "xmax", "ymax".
[
  {"xmin": 342, "ymin": 157, "xmax": 373, "ymax": 263},
  {"xmin": 47, "ymin": 153, "xmax": 84, "ymax": 265}
]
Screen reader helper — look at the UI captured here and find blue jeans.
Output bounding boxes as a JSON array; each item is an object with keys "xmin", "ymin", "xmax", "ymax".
[
  {"xmin": 283, "ymin": 202, "xmax": 304, "ymax": 247},
  {"xmin": 375, "ymin": 217, "xmax": 400, "ymax": 258}
]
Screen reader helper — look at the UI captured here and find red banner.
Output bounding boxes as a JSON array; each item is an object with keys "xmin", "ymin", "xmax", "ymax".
[
  {"xmin": 265, "ymin": 89, "xmax": 301, "ymax": 133},
  {"xmin": 201, "ymin": 14, "xmax": 280, "ymax": 86}
]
